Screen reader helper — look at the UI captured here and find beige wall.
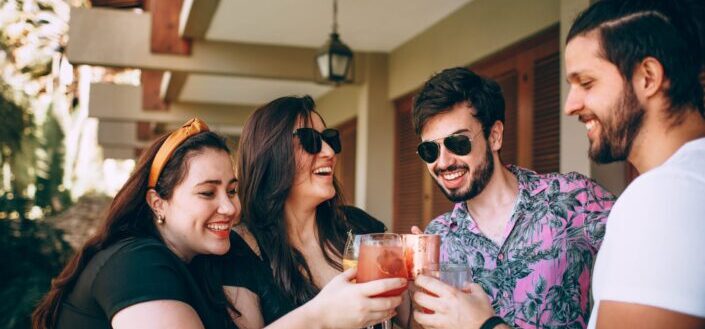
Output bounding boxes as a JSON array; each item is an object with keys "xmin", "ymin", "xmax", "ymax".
[
  {"xmin": 315, "ymin": 84, "xmax": 362, "ymax": 128},
  {"xmin": 388, "ymin": 0, "xmax": 560, "ymax": 99}
]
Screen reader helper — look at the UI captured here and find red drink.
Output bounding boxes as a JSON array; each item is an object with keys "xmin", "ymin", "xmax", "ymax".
[{"xmin": 357, "ymin": 234, "xmax": 408, "ymax": 297}]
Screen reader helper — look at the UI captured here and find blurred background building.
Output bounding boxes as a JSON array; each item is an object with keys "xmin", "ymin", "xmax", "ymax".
[{"xmin": 63, "ymin": 0, "xmax": 635, "ymax": 232}]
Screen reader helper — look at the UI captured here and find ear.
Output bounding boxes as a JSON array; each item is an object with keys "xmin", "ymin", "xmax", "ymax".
[
  {"xmin": 633, "ymin": 56, "xmax": 665, "ymax": 99},
  {"xmin": 488, "ymin": 121, "xmax": 504, "ymax": 152},
  {"xmin": 146, "ymin": 189, "xmax": 166, "ymax": 218}
]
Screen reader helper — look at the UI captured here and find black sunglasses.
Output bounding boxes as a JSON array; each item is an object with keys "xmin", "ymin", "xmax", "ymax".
[
  {"xmin": 293, "ymin": 128, "xmax": 342, "ymax": 154},
  {"xmin": 417, "ymin": 132, "xmax": 480, "ymax": 163}
]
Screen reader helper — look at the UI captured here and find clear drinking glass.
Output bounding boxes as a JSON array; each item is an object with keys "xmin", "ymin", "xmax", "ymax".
[
  {"xmin": 357, "ymin": 233, "xmax": 409, "ymax": 329},
  {"xmin": 424, "ymin": 263, "xmax": 472, "ymax": 289},
  {"xmin": 419, "ymin": 263, "xmax": 473, "ymax": 314},
  {"xmin": 343, "ymin": 232, "xmax": 362, "ymax": 270},
  {"xmin": 401, "ymin": 234, "xmax": 441, "ymax": 281}
]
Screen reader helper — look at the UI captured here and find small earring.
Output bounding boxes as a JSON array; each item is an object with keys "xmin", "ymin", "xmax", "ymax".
[{"xmin": 156, "ymin": 215, "xmax": 165, "ymax": 225}]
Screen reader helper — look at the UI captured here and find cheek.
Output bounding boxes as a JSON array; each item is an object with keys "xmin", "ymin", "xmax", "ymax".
[{"xmin": 586, "ymin": 87, "xmax": 619, "ymax": 117}]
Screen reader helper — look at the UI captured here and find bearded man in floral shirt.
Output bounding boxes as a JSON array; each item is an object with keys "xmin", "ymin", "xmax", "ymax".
[{"xmin": 410, "ymin": 67, "xmax": 615, "ymax": 329}]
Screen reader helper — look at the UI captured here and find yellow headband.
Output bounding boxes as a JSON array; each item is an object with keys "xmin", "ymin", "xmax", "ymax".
[{"xmin": 148, "ymin": 118, "xmax": 210, "ymax": 188}]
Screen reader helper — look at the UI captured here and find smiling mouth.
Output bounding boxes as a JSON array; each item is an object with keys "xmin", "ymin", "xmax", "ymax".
[
  {"xmin": 312, "ymin": 166, "xmax": 333, "ymax": 176},
  {"xmin": 206, "ymin": 222, "xmax": 231, "ymax": 231},
  {"xmin": 579, "ymin": 115, "xmax": 599, "ymax": 133},
  {"xmin": 439, "ymin": 168, "xmax": 467, "ymax": 182}
]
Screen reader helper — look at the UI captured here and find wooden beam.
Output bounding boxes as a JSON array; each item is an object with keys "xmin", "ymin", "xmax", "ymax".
[
  {"xmin": 89, "ymin": 83, "xmax": 254, "ymax": 126},
  {"xmin": 160, "ymin": 71, "xmax": 189, "ymax": 102},
  {"xmin": 67, "ymin": 7, "xmax": 321, "ymax": 81},
  {"xmin": 141, "ymin": 70, "xmax": 167, "ymax": 110},
  {"xmin": 92, "ymin": 0, "xmax": 143, "ymax": 9},
  {"xmin": 144, "ymin": 0, "xmax": 191, "ymax": 55},
  {"xmin": 179, "ymin": 0, "xmax": 220, "ymax": 39}
]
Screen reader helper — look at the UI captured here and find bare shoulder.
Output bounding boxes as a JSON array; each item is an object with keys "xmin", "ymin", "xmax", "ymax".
[
  {"xmin": 597, "ymin": 301, "xmax": 705, "ymax": 329},
  {"xmin": 111, "ymin": 300, "xmax": 204, "ymax": 329}
]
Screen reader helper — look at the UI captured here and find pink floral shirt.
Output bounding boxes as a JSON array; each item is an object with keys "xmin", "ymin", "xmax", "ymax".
[{"xmin": 425, "ymin": 166, "xmax": 615, "ymax": 329}]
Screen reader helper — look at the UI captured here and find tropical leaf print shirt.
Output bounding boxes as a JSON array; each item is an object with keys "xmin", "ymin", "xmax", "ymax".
[{"xmin": 425, "ymin": 166, "xmax": 615, "ymax": 329}]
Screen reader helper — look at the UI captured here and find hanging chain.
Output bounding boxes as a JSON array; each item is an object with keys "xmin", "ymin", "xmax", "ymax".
[{"xmin": 332, "ymin": 0, "xmax": 338, "ymax": 34}]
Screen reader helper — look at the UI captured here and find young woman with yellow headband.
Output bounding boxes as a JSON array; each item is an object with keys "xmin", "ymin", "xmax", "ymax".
[
  {"xmin": 33, "ymin": 118, "xmax": 403, "ymax": 329},
  {"xmin": 32, "ymin": 119, "xmax": 241, "ymax": 328}
]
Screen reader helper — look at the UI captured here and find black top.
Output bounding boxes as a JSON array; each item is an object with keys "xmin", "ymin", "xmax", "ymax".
[
  {"xmin": 55, "ymin": 237, "xmax": 233, "ymax": 329},
  {"xmin": 220, "ymin": 206, "xmax": 386, "ymax": 324}
]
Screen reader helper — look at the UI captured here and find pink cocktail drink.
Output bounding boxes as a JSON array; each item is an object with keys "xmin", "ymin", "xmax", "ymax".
[{"xmin": 357, "ymin": 234, "xmax": 408, "ymax": 297}]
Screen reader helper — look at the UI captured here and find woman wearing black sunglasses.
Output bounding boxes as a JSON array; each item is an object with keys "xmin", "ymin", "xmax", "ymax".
[{"xmin": 217, "ymin": 95, "xmax": 402, "ymax": 328}]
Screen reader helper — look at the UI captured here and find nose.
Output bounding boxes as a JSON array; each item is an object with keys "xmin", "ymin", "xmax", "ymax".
[
  {"xmin": 218, "ymin": 192, "xmax": 238, "ymax": 217},
  {"xmin": 564, "ymin": 86, "xmax": 584, "ymax": 116},
  {"xmin": 435, "ymin": 143, "xmax": 454, "ymax": 169},
  {"xmin": 319, "ymin": 139, "xmax": 335, "ymax": 158}
]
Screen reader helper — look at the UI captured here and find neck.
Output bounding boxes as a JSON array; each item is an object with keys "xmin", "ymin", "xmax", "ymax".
[
  {"xmin": 629, "ymin": 107, "xmax": 705, "ymax": 173},
  {"xmin": 284, "ymin": 198, "xmax": 319, "ymax": 249},
  {"xmin": 160, "ymin": 231, "xmax": 195, "ymax": 263},
  {"xmin": 465, "ymin": 157, "xmax": 518, "ymax": 215}
]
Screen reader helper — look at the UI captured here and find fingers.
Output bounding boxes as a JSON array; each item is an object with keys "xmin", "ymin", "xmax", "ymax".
[
  {"xmin": 362, "ymin": 310, "xmax": 397, "ymax": 328},
  {"xmin": 411, "ymin": 226, "xmax": 423, "ymax": 234},
  {"xmin": 413, "ymin": 310, "xmax": 440, "ymax": 329},
  {"xmin": 413, "ymin": 289, "xmax": 442, "ymax": 314},
  {"xmin": 365, "ymin": 295, "xmax": 403, "ymax": 312},
  {"xmin": 338, "ymin": 267, "xmax": 357, "ymax": 282},
  {"xmin": 467, "ymin": 283, "xmax": 485, "ymax": 294},
  {"xmin": 358, "ymin": 277, "xmax": 407, "ymax": 297},
  {"xmin": 414, "ymin": 275, "xmax": 456, "ymax": 298}
]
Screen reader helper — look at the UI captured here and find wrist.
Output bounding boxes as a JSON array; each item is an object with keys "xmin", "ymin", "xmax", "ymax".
[
  {"xmin": 479, "ymin": 316, "xmax": 508, "ymax": 329},
  {"xmin": 300, "ymin": 300, "xmax": 325, "ymax": 329}
]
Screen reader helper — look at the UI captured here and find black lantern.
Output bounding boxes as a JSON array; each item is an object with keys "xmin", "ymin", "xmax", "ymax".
[{"xmin": 315, "ymin": 0, "xmax": 354, "ymax": 84}]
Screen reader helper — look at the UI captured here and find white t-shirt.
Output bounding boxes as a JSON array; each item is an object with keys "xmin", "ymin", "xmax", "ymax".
[{"xmin": 588, "ymin": 137, "xmax": 705, "ymax": 328}]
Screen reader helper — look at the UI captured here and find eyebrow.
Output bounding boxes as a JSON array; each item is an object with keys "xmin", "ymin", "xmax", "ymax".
[
  {"xmin": 195, "ymin": 178, "xmax": 238, "ymax": 186},
  {"xmin": 423, "ymin": 129, "xmax": 472, "ymax": 142}
]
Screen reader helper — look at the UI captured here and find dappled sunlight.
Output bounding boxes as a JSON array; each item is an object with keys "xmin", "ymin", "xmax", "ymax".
[{"xmin": 102, "ymin": 158, "xmax": 135, "ymax": 197}]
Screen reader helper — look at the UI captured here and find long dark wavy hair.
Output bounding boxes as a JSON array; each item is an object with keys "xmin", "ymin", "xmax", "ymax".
[
  {"xmin": 32, "ymin": 131, "xmax": 233, "ymax": 329},
  {"xmin": 238, "ymin": 95, "xmax": 349, "ymax": 306}
]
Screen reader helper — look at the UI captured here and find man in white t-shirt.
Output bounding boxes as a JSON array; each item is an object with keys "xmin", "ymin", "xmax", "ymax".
[{"xmin": 564, "ymin": 0, "xmax": 705, "ymax": 328}]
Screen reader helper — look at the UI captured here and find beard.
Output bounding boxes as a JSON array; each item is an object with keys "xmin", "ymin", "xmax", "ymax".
[
  {"xmin": 589, "ymin": 83, "xmax": 645, "ymax": 163},
  {"xmin": 434, "ymin": 142, "xmax": 495, "ymax": 203}
]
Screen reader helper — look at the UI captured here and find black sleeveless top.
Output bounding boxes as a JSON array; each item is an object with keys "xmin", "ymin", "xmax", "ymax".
[
  {"xmin": 220, "ymin": 206, "xmax": 386, "ymax": 324},
  {"xmin": 55, "ymin": 237, "xmax": 234, "ymax": 329}
]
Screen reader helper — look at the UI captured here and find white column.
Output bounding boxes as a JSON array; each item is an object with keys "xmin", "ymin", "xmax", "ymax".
[{"xmin": 355, "ymin": 53, "xmax": 395, "ymax": 228}]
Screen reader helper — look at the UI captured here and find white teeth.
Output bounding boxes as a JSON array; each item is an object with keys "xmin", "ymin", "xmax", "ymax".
[
  {"xmin": 441, "ymin": 170, "xmax": 465, "ymax": 181},
  {"xmin": 206, "ymin": 223, "xmax": 230, "ymax": 231},
  {"xmin": 586, "ymin": 120, "xmax": 596, "ymax": 131},
  {"xmin": 313, "ymin": 166, "xmax": 332, "ymax": 174}
]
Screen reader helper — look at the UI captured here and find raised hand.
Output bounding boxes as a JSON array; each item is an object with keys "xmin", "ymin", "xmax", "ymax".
[{"xmin": 412, "ymin": 275, "xmax": 499, "ymax": 329}]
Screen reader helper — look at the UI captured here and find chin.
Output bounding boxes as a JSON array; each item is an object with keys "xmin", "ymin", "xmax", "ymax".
[{"xmin": 207, "ymin": 241, "xmax": 231, "ymax": 256}]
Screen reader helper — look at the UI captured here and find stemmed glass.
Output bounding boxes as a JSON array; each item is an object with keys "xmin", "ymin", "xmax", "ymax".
[
  {"xmin": 343, "ymin": 232, "xmax": 362, "ymax": 271},
  {"xmin": 357, "ymin": 233, "xmax": 409, "ymax": 329}
]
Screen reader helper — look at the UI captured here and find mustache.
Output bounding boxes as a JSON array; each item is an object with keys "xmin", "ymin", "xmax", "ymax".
[{"xmin": 434, "ymin": 164, "xmax": 469, "ymax": 176}]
